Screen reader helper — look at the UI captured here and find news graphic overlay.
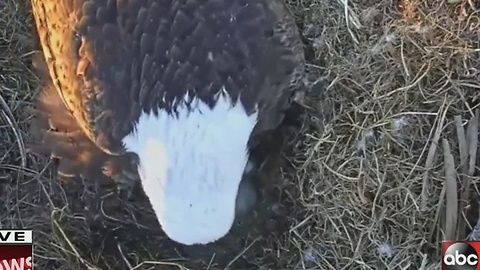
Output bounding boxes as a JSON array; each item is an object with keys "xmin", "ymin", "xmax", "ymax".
[
  {"xmin": 442, "ymin": 241, "xmax": 480, "ymax": 270},
  {"xmin": 0, "ymin": 230, "xmax": 32, "ymax": 270}
]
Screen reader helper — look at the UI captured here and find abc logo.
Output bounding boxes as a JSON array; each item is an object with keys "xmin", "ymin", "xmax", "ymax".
[{"xmin": 444, "ymin": 242, "xmax": 478, "ymax": 270}]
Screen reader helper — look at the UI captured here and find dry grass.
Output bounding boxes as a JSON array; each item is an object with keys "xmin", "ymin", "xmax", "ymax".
[{"xmin": 2, "ymin": 0, "xmax": 480, "ymax": 269}]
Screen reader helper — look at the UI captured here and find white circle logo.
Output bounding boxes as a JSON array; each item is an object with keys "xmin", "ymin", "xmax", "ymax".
[{"xmin": 443, "ymin": 242, "xmax": 478, "ymax": 270}]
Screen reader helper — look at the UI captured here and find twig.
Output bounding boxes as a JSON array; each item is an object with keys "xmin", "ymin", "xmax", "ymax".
[
  {"xmin": 455, "ymin": 115, "xmax": 468, "ymax": 239},
  {"xmin": 0, "ymin": 87, "xmax": 27, "ymax": 168},
  {"xmin": 442, "ymin": 139, "xmax": 457, "ymax": 241},
  {"xmin": 421, "ymin": 100, "xmax": 449, "ymax": 211}
]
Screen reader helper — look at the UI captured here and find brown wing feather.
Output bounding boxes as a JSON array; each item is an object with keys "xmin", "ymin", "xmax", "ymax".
[
  {"xmin": 29, "ymin": 51, "xmax": 137, "ymax": 183},
  {"xmin": 30, "ymin": 1, "xmax": 98, "ymax": 148},
  {"xmin": 30, "ymin": 0, "xmax": 136, "ymax": 156},
  {"xmin": 249, "ymin": 0, "xmax": 306, "ymax": 145},
  {"xmin": 29, "ymin": 0, "xmax": 136, "ymax": 184},
  {"xmin": 268, "ymin": 0, "xmax": 305, "ymax": 87}
]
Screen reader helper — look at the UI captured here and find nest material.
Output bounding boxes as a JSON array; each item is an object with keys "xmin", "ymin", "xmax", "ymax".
[{"xmin": 2, "ymin": 0, "xmax": 480, "ymax": 269}]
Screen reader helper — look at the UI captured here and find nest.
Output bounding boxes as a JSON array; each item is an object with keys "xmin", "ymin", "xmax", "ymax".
[{"xmin": 1, "ymin": 0, "xmax": 480, "ymax": 269}]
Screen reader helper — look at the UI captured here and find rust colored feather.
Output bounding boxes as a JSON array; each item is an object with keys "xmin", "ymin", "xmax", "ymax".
[
  {"xmin": 29, "ymin": 51, "xmax": 139, "ymax": 185},
  {"xmin": 30, "ymin": 0, "xmax": 126, "ymax": 155}
]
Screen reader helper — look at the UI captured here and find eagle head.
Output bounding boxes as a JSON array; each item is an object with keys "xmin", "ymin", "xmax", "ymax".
[{"xmin": 123, "ymin": 89, "xmax": 258, "ymax": 245}]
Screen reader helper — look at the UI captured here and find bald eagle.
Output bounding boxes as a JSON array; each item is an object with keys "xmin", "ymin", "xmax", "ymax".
[{"xmin": 29, "ymin": 0, "xmax": 306, "ymax": 246}]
